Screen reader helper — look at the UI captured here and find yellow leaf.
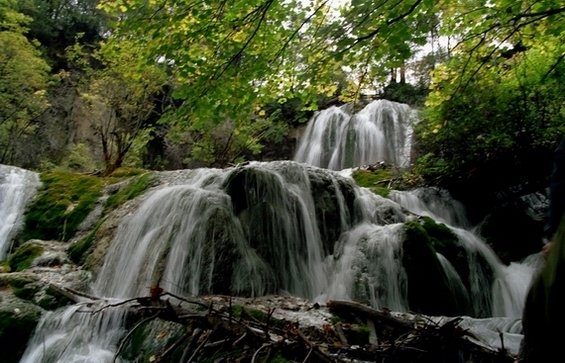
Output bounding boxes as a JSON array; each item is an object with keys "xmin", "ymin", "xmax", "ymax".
[
  {"xmin": 149, "ymin": 356, "xmax": 156, "ymax": 362},
  {"xmin": 258, "ymin": 110, "xmax": 266, "ymax": 116}
]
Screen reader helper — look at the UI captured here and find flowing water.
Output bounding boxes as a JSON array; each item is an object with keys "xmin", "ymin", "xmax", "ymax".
[
  {"xmin": 16, "ymin": 101, "xmax": 541, "ymax": 361},
  {"xmin": 19, "ymin": 160, "xmax": 539, "ymax": 362},
  {"xmin": 0, "ymin": 164, "xmax": 40, "ymax": 259},
  {"xmin": 294, "ymin": 99, "xmax": 416, "ymax": 170}
]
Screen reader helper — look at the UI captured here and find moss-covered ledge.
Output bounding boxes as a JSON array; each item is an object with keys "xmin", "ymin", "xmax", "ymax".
[
  {"xmin": 0, "ymin": 295, "xmax": 44, "ymax": 363},
  {"xmin": 21, "ymin": 171, "xmax": 104, "ymax": 243},
  {"xmin": 402, "ymin": 218, "xmax": 470, "ymax": 316},
  {"xmin": 352, "ymin": 168, "xmax": 396, "ymax": 198}
]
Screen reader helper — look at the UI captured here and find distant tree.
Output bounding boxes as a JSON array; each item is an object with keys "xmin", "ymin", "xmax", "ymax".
[
  {"xmin": 72, "ymin": 40, "xmax": 169, "ymax": 175},
  {"xmin": 19, "ymin": 0, "xmax": 108, "ymax": 70},
  {"xmin": 0, "ymin": 0, "xmax": 51, "ymax": 165}
]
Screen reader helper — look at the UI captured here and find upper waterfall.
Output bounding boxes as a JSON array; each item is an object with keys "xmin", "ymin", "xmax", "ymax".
[
  {"xmin": 293, "ymin": 99, "xmax": 417, "ymax": 170},
  {"xmin": 0, "ymin": 165, "xmax": 41, "ymax": 259}
]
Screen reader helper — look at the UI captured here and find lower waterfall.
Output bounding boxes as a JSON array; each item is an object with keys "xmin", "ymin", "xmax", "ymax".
[{"xmin": 19, "ymin": 161, "xmax": 539, "ymax": 362}]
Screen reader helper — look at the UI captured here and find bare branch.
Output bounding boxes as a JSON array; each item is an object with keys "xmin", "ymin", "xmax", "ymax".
[{"xmin": 112, "ymin": 312, "xmax": 160, "ymax": 363}]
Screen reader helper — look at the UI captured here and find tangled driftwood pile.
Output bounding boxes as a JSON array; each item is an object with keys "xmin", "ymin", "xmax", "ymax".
[{"xmin": 55, "ymin": 285, "xmax": 518, "ymax": 363}]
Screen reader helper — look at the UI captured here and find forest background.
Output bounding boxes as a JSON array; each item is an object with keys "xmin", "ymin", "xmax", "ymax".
[{"xmin": 2, "ymin": 0, "xmax": 565, "ymax": 218}]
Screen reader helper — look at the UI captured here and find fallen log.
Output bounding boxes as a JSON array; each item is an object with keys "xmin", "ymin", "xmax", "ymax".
[
  {"xmin": 326, "ymin": 300, "xmax": 414, "ymax": 332},
  {"xmin": 59, "ymin": 289, "xmax": 518, "ymax": 363}
]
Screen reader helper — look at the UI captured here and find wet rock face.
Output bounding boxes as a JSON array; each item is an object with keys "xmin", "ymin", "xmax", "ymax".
[
  {"xmin": 0, "ymin": 295, "xmax": 44, "ymax": 363},
  {"xmin": 480, "ymin": 205, "xmax": 544, "ymax": 264},
  {"xmin": 225, "ymin": 165, "xmax": 357, "ymax": 257},
  {"xmin": 308, "ymin": 169, "xmax": 357, "ymax": 255},
  {"xmin": 402, "ymin": 219, "xmax": 471, "ymax": 317}
]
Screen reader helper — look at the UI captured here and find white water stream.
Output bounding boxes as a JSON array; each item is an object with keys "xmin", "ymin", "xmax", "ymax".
[
  {"xmin": 0, "ymin": 165, "xmax": 40, "ymax": 259},
  {"xmin": 18, "ymin": 161, "xmax": 540, "ymax": 362}
]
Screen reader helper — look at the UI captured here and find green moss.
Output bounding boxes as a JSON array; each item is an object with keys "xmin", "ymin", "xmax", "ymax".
[
  {"xmin": 402, "ymin": 220, "xmax": 463, "ymax": 316},
  {"xmin": 342, "ymin": 324, "xmax": 371, "ymax": 345},
  {"xmin": 245, "ymin": 307, "xmax": 268, "ymax": 322},
  {"xmin": 109, "ymin": 167, "xmax": 148, "ymax": 178},
  {"xmin": 0, "ymin": 297, "xmax": 43, "ymax": 363},
  {"xmin": 268, "ymin": 352, "xmax": 290, "ymax": 363},
  {"xmin": 40, "ymin": 286, "xmax": 74, "ymax": 310},
  {"xmin": 8, "ymin": 243, "xmax": 43, "ymax": 272},
  {"xmin": 104, "ymin": 173, "xmax": 152, "ymax": 214},
  {"xmin": 231, "ymin": 304, "xmax": 243, "ymax": 318},
  {"xmin": 329, "ymin": 315, "xmax": 345, "ymax": 325},
  {"xmin": 231, "ymin": 305, "xmax": 268, "ymax": 322},
  {"xmin": 420, "ymin": 216, "xmax": 458, "ymax": 250},
  {"xmin": 418, "ymin": 217, "xmax": 473, "ymax": 309},
  {"xmin": 21, "ymin": 171, "xmax": 103, "ymax": 242},
  {"xmin": 13, "ymin": 282, "xmax": 41, "ymax": 301},
  {"xmin": 0, "ymin": 273, "xmax": 38, "ymax": 289},
  {"xmin": 352, "ymin": 169, "xmax": 394, "ymax": 197},
  {"xmin": 120, "ymin": 319, "xmax": 186, "ymax": 362},
  {"xmin": 67, "ymin": 218, "xmax": 105, "ymax": 265}
]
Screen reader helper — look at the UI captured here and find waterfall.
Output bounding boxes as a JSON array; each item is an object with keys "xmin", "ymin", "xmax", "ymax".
[
  {"xmin": 19, "ymin": 162, "xmax": 536, "ymax": 362},
  {"xmin": 0, "ymin": 164, "xmax": 41, "ymax": 259},
  {"xmin": 19, "ymin": 304, "xmax": 128, "ymax": 363},
  {"xmin": 294, "ymin": 99, "xmax": 417, "ymax": 170},
  {"xmin": 320, "ymin": 222, "xmax": 409, "ymax": 311},
  {"xmin": 392, "ymin": 187, "xmax": 538, "ymax": 317},
  {"xmin": 389, "ymin": 187, "xmax": 471, "ymax": 229}
]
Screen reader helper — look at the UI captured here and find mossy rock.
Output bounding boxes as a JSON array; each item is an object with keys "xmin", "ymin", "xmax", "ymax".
[
  {"xmin": 67, "ymin": 218, "xmax": 105, "ymax": 266},
  {"xmin": 223, "ymin": 167, "xmax": 301, "ymax": 294},
  {"xmin": 402, "ymin": 220, "xmax": 468, "ymax": 316},
  {"xmin": 0, "ymin": 296, "xmax": 44, "ymax": 363},
  {"xmin": 35, "ymin": 285, "xmax": 75, "ymax": 310},
  {"xmin": 343, "ymin": 324, "xmax": 371, "ymax": 345},
  {"xmin": 120, "ymin": 319, "xmax": 186, "ymax": 362},
  {"xmin": 419, "ymin": 216, "xmax": 471, "ymax": 287},
  {"xmin": 479, "ymin": 205, "xmax": 544, "ymax": 264},
  {"xmin": 308, "ymin": 170, "xmax": 357, "ymax": 254},
  {"xmin": 202, "ymin": 204, "xmax": 240, "ymax": 295},
  {"xmin": 352, "ymin": 169, "xmax": 398, "ymax": 198},
  {"xmin": 108, "ymin": 167, "xmax": 148, "ymax": 179},
  {"xmin": 103, "ymin": 173, "xmax": 153, "ymax": 214},
  {"xmin": 12, "ymin": 282, "xmax": 42, "ymax": 301},
  {"xmin": 21, "ymin": 171, "xmax": 103, "ymax": 242},
  {"xmin": 0, "ymin": 272, "xmax": 39, "ymax": 289},
  {"xmin": 7, "ymin": 242, "xmax": 44, "ymax": 272}
]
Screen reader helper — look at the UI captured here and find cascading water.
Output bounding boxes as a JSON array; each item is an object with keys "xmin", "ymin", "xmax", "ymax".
[
  {"xmin": 20, "ymin": 160, "xmax": 537, "ymax": 361},
  {"xmin": 391, "ymin": 188, "xmax": 539, "ymax": 317},
  {"xmin": 390, "ymin": 187, "xmax": 471, "ymax": 229},
  {"xmin": 294, "ymin": 99, "xmax": 417, "ymax": 170},
  {"xmin": 0, "ymin": 164, "xmax": 41, "ymax": 259}
]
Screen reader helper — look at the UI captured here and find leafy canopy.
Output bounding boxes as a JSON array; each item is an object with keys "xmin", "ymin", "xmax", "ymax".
[
  {"xmin": 0, "ymin": 0, "xmax": 51, "ymax": 165},
  {"xmin": 404, "ymin": 0, "xmax": 565, "ymax": 207},
  {"xmin": 98, "ymin": 0, "xmax": 435, "ymax": 128}
]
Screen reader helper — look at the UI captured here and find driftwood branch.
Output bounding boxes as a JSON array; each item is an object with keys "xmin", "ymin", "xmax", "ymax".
[
  {"xmin": 70, "ymin": 291, "xmax": 517, "ymax": 363},
  {"xmin": 112, "ymin": 312, "xmax": 160, "ymax": 363},
  {"xmin": 327, "ymin": 300, "xmax": 414, "ymax": 331}
]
